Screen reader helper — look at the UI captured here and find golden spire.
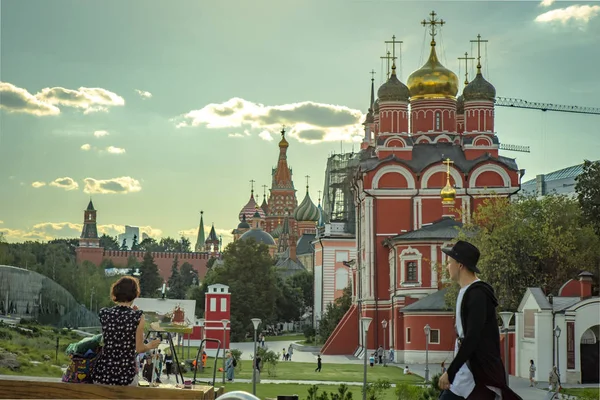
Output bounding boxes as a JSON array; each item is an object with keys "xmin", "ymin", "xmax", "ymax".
[
  {"xmin": 421, "ymin": 10, "xmax": 445, "ymax": 46},
  {"xmin": 441, "ymin": 158, "xmax": 456, "ymax": 205},
  {"xmin": 470, "ymin": 34, "xmax": 488, "ymax": 75},
  {"xmin": 458, "ymin": 52, "xmax": 475, "ymax": 86},
  {"xmin": 279, "ymin": 125, "xmax": 289, "ymax": 148}
]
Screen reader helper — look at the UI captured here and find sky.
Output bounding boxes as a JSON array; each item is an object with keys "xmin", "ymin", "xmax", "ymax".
[{"xmin": 1, "ymin": 0, "xmax": 599, "ymax": 247}]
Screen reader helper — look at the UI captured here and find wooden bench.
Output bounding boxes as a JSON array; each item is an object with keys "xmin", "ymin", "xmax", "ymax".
[{"xmin": 0, "ymin": 377, "xmax": 226, "ymax": 399}]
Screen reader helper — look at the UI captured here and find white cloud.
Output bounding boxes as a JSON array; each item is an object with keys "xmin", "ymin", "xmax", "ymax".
[
  {"xmin": 174, "ymin": 97, "xmax": 365, "ymax": 144},
  {"xmin": 258, "ymin": 130, "xmax": 273, "ymax": 141},
  {"xmin": 35, "ymin": 86, "xmax": 125, "ymax": 113},
  {"xmin": 81, "ymin": 143, "xmax": 92, "ymax": 151},
  {"xmin": 31, "ymin": 181, "xmax": 46, "ymax": 188},
  {"xmin": 94, "ymin": 130, "xmax": 109, "ymax": 138},
  {"xmin": 83, "ymin": 176, "xmax": 142, "ymax": 194},
  {"xmin": 540, "ymin": 0, "xmax": 555, "ymax": 7},
  {"xmin": 135, "ymin": 89, "xmax": 153, "ymax": 99},
  {"xmin": 535, "ymin": 5, "xmax": 600, "ymax": 24},
  {"xmin": 106, "ymin": 146, "xmax": 126, "ymax": 154},
  {"xmin": 0, "ymin": 81, "xmax": 60, "ymax": 116},
  {"xmin": 228, "ymin": 133, "xmax": 246, "ymax": 138},
  {"xmin": 49, "ymin": 177, "xmax": 79, "ymax": 191}
]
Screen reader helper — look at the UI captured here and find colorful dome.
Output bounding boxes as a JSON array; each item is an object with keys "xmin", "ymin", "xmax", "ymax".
[
  {"xmin": 279, "ymin": 128, "xmax": 289, "ymax": 148},
  {"xmin": 377, "ymin": 65, "xmax": 409, "ymax": 102},
  {"xmin": 407, "ymin": 43, "xmax": 458, "ymax": 100},
  {"xmin": 463, "ymin": 71, "xmax": 496, "ymax": 102},
  {"xmin": 238, "ymin": 192, "xmax": 266, "ymax": 221},
  {"xmin": 293, "ymin": 190, "xmax": 320, "ymax": 222},
  {"xmin": 237, "ymin": 214, "xmax": 250, "ymax": 230},
  {"xmin": 239, "ymin": 229, "xmax": 276, "ymax": 246},
  {"xmin": 441, "ymin": 177, "xmax": 457, "ymax": 205}
]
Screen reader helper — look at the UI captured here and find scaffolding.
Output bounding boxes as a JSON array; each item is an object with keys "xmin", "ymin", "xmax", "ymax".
[{"xmin": 321, "ymin": 152, "xmax": 360, "ymax": 234}]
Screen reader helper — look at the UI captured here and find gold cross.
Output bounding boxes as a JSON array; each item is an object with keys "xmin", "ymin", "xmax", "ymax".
[
  {"xmin": 421, "ymin": 11, "xmax": 445, "ymax": 45},
  {"xmin": 281, "ymin": 125, "xmax": 286, "ymax": 136},
  {"xmin": 380, "ymin": 51, "xmax": 397, "ymax": 80},
  {"xmin": 458, "ymin": 52, "xmax": 475, "ymax": 86},
  {"xmin": 385, "ymin": 35, "xmax": 403, "ymax": 68},
  {"xmin": 249, "ymin": 179, "xmax": 255, "ymax": 193},
  {"xmin": 470, "ymin": 34, "xmax": 488, "ymax": 73},
  {"xmin": 443, "ymin": 158, "xmax": 454, "ymax": 175}
]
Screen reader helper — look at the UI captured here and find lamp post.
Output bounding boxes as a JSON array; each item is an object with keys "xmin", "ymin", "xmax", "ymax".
[
  {"xmin": 361, "ymin": 317, "xmax": 372, "ymax": 400},
  {"xmin": 221, "ymin": 319, "xmax": 229, "ymax": 384},
  {"xmin": 554, "ymin": 325, "xmax": 562, "ymax": 379},
  {"xmin": 499, "ymin": 311, "xmax": 514, "ymax": 383},
  {"xmin": 424, "ymin": 324, "xmax": 431, "ymax": 382},
  {"xmin": 251, "ymin": 318, "xmax": 261, "ymax": 396},
  {"xmin": 381, "ymin": 319, "xmax": 388, "ymax": 367}
]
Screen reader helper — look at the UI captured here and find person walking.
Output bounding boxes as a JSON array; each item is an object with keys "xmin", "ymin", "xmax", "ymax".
[
  {"xmin": 377, "ymin": 345, "xmax": 383, "ymax": 364},
  {"xmin": 528, "ymin": 360, "xmax": 536, "ymax": 387},
  {"xmin": 287, "ymin": 344, "xmax": 294, "ymax": 361},
  {"xmin": 548, "ymin": 366, "xmax": 560, "ymax": 392},
  {"xmin": 225, "ymin": 352, "xmax": 235, "ymax": 382},
  {"xmin": 164, "ymin": 351, "xmax": 173, "ymax": 380},
  {"xmin": 438, "ymin": 241, "xmax": 522, "ymax": 400},
  {"xmin": 315, "ymin": 354, "xmax": 322, "ymax": 372}
]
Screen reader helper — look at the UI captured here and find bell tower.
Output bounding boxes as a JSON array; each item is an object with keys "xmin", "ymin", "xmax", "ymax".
[{"xmin": 76, "ymin": 199, "xmax": 104, "ymax": 265}]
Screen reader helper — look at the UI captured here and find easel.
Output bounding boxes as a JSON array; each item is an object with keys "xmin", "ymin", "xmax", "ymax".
[
  {"xmin": 191, "ymin": 338, "xmax": 222, "ymax": 387},
  {"xmin": 144, "ymin": 330, "xmax": 185, "ymax": 385}
]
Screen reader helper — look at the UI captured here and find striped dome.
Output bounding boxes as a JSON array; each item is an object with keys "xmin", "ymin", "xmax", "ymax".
[
  {"xmin": 238, "ymin": 192, "xmax": 266, "ymax": 221},
  {"xmin": 293, "ymin": 190, "xmax": 320, "ymax": 222}
]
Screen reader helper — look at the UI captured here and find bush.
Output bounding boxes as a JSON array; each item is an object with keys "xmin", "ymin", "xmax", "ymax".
[
  {"xmin": 303, "ymin": 325, "xmax": 316, "ymax": 340},
  {"xmin": 394, "ymin": 383, "xmax": 424, "ymax": 400},
  {"xmin": 230, "ymin": 349, "xmax": 243, "ymax": 371},
  {"xmin": 364, "ymin": 379, "xmax": 391, "ymax": 400},
  {"xmin": 256, "ymin": 346, "xmax": 279, "ymax": 377}
]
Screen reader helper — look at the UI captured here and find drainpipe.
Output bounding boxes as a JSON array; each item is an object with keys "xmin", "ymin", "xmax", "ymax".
[
  {"xmin": 352, "ymin": 178, "xmax": 364, "ymax": 350},
  {"xmin": 361, "ymin": 184, "xmax": 379, "ymax": 348}
]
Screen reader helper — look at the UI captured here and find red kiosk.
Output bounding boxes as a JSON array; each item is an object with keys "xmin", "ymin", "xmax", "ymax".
[{"xmin": 202, "ymin": 284, "xmax": 231, "ymax": 350}]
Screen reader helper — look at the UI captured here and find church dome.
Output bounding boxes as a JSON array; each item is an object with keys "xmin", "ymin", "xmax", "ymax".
[
  {"xmin": 374, "ymin": 98, "xmax": 380, "ymax": 114},
  {"xmin": 293, "ymin": 190, "xmax": 320, "ymax": 222},
  {"xmin": 440, "ymin": 178, "xmax": 456, "ymax": 205},
  {"xmin": 237, "ymin": 214, "xmax": 250, "ymax": 229},
  {"xmin": 317, "ymin": 203, "xmax": 325, "ymax": 227},
  {"xmin": 457, "ymin": 95, "xmax": 465, "ymax": 114},
  {"xmin": 365, "ymin": 108, "xmax": 374, "ymax": 124},
  {"xmin": 239, "ymin": 192, "xmax": 265, "ymax": 221},
  {"xmin": 239, "ymin": 229, "xmax": 276, "ymax": 246},
  {"xmin": 407, "ymin": 43, "xmax": 458, "ymax": 100},
  {"xmin": 463, "ymin": 71, "xmax": 496, "ymax": 102},
  {"xmin": 377, "ymin": 65, "xmax": 409, "ymax": 102}
]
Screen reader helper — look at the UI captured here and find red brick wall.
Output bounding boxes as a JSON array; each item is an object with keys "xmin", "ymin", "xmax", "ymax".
[{"xmin": 402, "ymin": 314, "xmax": 455, "ymax": 352}]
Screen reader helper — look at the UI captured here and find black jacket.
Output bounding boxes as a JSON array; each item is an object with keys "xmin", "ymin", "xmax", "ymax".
[{"xmin": 447, "ymin": 281, "xmax": 522, "ymax": 400}]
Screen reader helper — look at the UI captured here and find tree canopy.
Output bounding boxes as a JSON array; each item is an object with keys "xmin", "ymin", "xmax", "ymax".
[{"xmin": 576, "ymin": 159, "xmax": 600, "ymax": 236}]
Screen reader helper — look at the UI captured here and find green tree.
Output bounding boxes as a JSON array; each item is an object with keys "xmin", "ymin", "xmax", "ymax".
[
  {"xmin": 131, "ymin": 234, "xmax": 139, "ymax": 250},
  {"xmin": 275, "ymin": 276, "xmax": 303, "ymax": 322},
  {"xmin": 139, "ymin": 251, "xmax": 162, "ymax": 297},
  {"xmin": 99, "ymin": 234, "xmax": 120, "ymax": 250},
  {"xmin": 167, "ymin": 256, "xmax": 186, "ymax": 299},
  {"xmin": 180, "ymin": 262, "xmax": 198, "ymax": 288},
  {"xmin": 138, "ymin": 238, "xmax": 160, "ymax": 252},
  {"xmin": 120, "ymin": 238, "xmax": 128, "ymax": 250},
  {"xmin": 447, "ymin": 194, "xmax": 600, "ymax": 310},
  {"xmin": 201, "ymin": 238, "xmax": 279, "ymax": 341},
  {"xmin": 126, "ymin": 255, "xmax": 140, "ymax": 275},
  {"xmin": 576, "ymin": 159, "xmax": 600, "ymax": 236},
  {"xmin": 318, "ymin": 286, "xmax": 352, "ymax": 342},
  {"xmin": 186, "ymin": 285, "xmax": 205, "ymax": 317},
  {"xmin": 288, "ymin": 270, "xmax": 314, "ymax": 314}
]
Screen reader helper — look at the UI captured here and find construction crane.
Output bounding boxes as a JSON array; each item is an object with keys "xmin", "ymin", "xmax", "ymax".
[{"xmin": 493, "ymin": 97, "xmax": 600, "ymax": 153}]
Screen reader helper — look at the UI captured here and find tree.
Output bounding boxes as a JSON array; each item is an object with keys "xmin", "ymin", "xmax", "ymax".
[
  {"xmin": 138, "ymin": 238, "xmax": 160, "ymax": 252},
  {"xmin": 201, "ymin": 239, "xmax": 279, "ymax": 341},
  {"xmin": 318, "ymin": 286, "xmax": 352, "ymax": 342},
  {"xmin": 167, "ymin": 256, "xmax": 185, "ymax": 299},
  {"xmin": 186, "ymin": 285, "xmax": 204, "ymax": 318},
  {"xmin": 99, "ymin": 234, "xmax": 120, "ymax": 250},
  {"xmin": 126, "ymin": 255, "xmax": 140, "ymax": 275},
  {"xmin": 288, "ymin": 270, "xmax": 314, "ymax": 315},
  {"xmin": 448, "ymin": 194, "xmax": 600, "ymax": 310},
  {"xmin": 139, "ymin": 251, "xmax": 162, "ymax": 297},
  {"xmin": 131, "ymin": 235, "xmax": 139, "ymax": 251},
  {"xmin": 576, "ymin": 159, "xmax": 600, "ymax": 236},
  {"xmin": 120, "ymin": 238, "xmax": 128, "ymax": 251},
  {"xmin": 275, "ymin": 276, "xmax": 303, "ymax": 322},
  {"xmin": 180, "ymin": 262, "xmax": 198, "ymax": 288}
]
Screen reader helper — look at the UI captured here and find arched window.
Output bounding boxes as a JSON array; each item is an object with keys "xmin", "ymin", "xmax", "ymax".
[{"xmin": 435, "ymin": 111, "xmax": 441, "ymax": 131}]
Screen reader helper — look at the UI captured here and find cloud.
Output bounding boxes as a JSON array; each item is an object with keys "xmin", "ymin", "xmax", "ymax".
[
  {"xmin": 228, "ymin": 133, "xmax": 246, "ymax": 138},
  {"xmin": 49, "ymin": 177, "xmax": 79, "ymax": 191},
  {"xmin": 81, "ymin": 143, "xmax": 92, "ymax": 151},
  {"xmin": 0, "ymin": 81, "xmax": 60, "ymax": 116},
  {"xmin": 83, "ymin": 176, "xmax": 142, "ymax": 194},
  {"xmin": 174, "ymin": 97, "xmax": 365, "ymax": 143},
  {"xmin": 258, "ymin": 130, "xmax": 274, "ymax": 141},
  {"xmin": 94, "ymin": 130, "xmax": 109, "ymax": 138},
  {"xmin": 31, "ymin": 181, "xmax": 46, "ymax": 188},
  {"xmin": 135, "ymin": 89, "xmax": 153, "ymax": 99},
  {"xmin": 535, "ymin": 5, "xmax": 600, "ymax": 24},
  {"xmin": 539, "ymin": 0, "xmax": 555, "ymax": 7},
  {"xmin": 106, "ymin": 146, "xmax": 126, "ymax": 154},
  {"xmin": 35, "ymin": 86, "xmax": 125, "ymax": 114}
]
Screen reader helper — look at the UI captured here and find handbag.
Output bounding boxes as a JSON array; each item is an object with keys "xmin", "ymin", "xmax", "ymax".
[{"xmin": 61, "ymin": 347, "xmax": 102, "ymax": 384}]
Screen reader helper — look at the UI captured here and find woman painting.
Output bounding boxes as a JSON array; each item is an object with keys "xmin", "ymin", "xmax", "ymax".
[
  {"xmin": 225, "ymin": 352, "xmax": 235, "ymax": 382},
  {"xmin": 92, "ymin": 276, "xmax": 161, "ymax": 386}
]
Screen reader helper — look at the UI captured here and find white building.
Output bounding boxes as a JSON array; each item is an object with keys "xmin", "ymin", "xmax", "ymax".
[{"xmin": 515, "ymin": 272, "xmax": 599, "ymax": 384}]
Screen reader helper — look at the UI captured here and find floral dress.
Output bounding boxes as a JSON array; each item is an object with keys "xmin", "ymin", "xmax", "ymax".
[{"xmin": 92, "ymin": 305, "xmax": 143, "ymax": 385}]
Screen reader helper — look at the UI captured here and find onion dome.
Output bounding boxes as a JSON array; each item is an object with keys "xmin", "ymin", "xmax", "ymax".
[
  {"xmin": 239, "ymin": 229, "xmax": 276, "ymax": 246},
  {"xmin": 377, "ymin": 64, "xmax": 409, "ymax": 102},
  {"xmin": 374, "ymin": 98, "xmax": 380, "ymax": 114},
  {"xmin": 440, "ymin": 177, "xmax": 457, "ymax": 205},
  {"xmin": 237, "ymin": 214, "xmax": 250, "ymax": 230},
  {"xmin": 293, "ymin": 188, "xmax": 320, "ymax": 222},
  {"xmin": 462, "ymin": 70, "xmax": 496, "ymax": 102},
  {"xmin": 457, "ymin": 95, "xmax": 465, "ymax": 114},
  {"xmin": 407, "ymin": 42, "xmax": 458, "ymax": 100},
  {"xmin": 238, "ymin": 191, "xmax": 266, "ymax": 221},
  {"xmin": 317, "ymin": 202, "xmax": 325, "ymax": 227},
  {"xmin": 365, "ymin": 108, "xmax": 374, "ymax": 124},
  {"xmin": 278, "ymin": 127, "xmax": 289, "ymax": 148}
]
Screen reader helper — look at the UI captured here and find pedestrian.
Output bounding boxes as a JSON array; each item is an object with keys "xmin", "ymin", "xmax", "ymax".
[
  {"xmin": 404, "ymin": 365, "xmax": 412, "ymax": 375},
  {"xmin": 389, "ymin": 348, "xmax": 395, "ymax": 364},
  {"xmin": 369, "ymin": 353, "xmax": 375, "ymax": 367},
  {"xmin": 225, "ymin": 352, "xmax": 235, "ymax": 382},
  {"xmin": 315, "ymin": 354, "xmax": 322, "ymax": 372},
  {"xmin": 260, "ymin": 334, "xmax": 265, "ymax": 348},
  {"xmin": 438, "ymin": 241, "xmax": 522, "ymax": 400},
  {"xmin": 91, "ymin": 276, "xmax": 160, "ymax": 386},
  {"xmin": 164, "ymin": 351, "xmax": 173, "ymax": 380},
  {"xmin": 548, "ymin": 366, "xmax": 560, "ymax": 392},
  {"xmin": 529, "ymin": 360, "xmax": 536, "ymax": 387},
  {"xmin": 377, "ymin": 345, "xmax": 383, "ymax": 364},
  {"xmin": 282, "ymin": 348, "xmax": 287, "ymax": 361},
  {"xmin": 157, "ymin": 349, "xmax": 163, "ymax": 382},
  {"xmin": 287, "ymin": 344, "xmax": 294, "ymax": 361}
]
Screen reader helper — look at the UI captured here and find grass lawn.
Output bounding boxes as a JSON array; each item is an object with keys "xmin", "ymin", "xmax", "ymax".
[
  {"xmin": 219, "ymin": 382, "xmax": 398, "ymax": 400},
  {"xmin": 557, "ymin": 387, "xmax": 600, "ymax": 399},
  {"xmin": 188, "ymin": 360, "xmax": 423, "ymax": 384}
]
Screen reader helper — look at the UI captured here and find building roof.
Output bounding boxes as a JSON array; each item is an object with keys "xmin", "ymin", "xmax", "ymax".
[
  {"xmin": 207, "ymin": 224, "xmax": 219, "ymax": 242},
  {"xmin": 275, "ymin": 254, "xmax": 306, "ymax": 279},
  {"xmin": 522, "ymin": 163, "xmax": 589, "ymax": 185},
  {"xmin": 86, "ymin": 199, "xmax": 95, "ymax": 211},
  {"xmin": 402, "ymin": 288, "xmax": 451, "ymax": 312},
  {"xmin": 392, "ymin": 217, "xmax": 462, "ymax": 241},
  {"xmin": 239, "ymin": 228, "xmax": 276, "ymax": 246},
  {"xmin": 296, "ymin": 234, "xmax": 316, "ymax": 255}
]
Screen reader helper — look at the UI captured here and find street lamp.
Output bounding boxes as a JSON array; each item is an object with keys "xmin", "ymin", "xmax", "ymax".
[
  {"xmin": 221, "ymin": 319, "xmax": 229, "ymax": 384},
  {"xmin": 424, "ymin": 324, "xmax": 431, "ymax": 382},
  {"xmin": 361, "ymin": 317, "xmax": 372, "ymax": 400},
  {"xmin": 251, "ymin": 318, "xmax": 261, "ymax": 396},
  {"xmin": 499, "ymin": 311, "xmax": 514, "ymax": 383},
  {"xmin": 381, "ymin": 320, "xmax": 388, "ymax": 367},
  {"xmin": 554, "ymin": 325, "xmax": 562, "ymax": 379}
]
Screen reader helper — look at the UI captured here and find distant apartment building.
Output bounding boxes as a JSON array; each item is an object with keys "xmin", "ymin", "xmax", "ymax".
[
  {"xmin": 520, "ymin": 162, "xmax": 593, "ymax": 197},
  {"xmin": 117, "ymin": 225, "xmax": 149, "ymax": 249}
]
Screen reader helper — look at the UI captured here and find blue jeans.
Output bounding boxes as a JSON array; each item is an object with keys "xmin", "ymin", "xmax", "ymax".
[{"xmin": 439, "ymin": 390, "xmax": 464, "ymax": 399}]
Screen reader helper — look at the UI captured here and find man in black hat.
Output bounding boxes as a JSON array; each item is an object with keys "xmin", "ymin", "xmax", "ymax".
[{"xmin": 438, "ymin": 240, "xmax": 522, "ymax": 400}]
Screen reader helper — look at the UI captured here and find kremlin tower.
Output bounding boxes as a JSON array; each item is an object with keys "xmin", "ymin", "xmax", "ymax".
[{"xmin": 320, "ymin": 11, "xmax": 522, "ymax": 362}]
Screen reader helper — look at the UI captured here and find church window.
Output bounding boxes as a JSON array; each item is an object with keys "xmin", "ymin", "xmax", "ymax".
[
  {"xmin": 429, "ymin": 329, "xmax": 440, "ymax": 344},
  {"xmin": 406, "ymin": 261, "xmax": 418, "ymax": 282},
  {"xmin": 435, "ymin": 112, "xmax": 441, "ymax": 130},
  {"xmin": 406, "ymin": 327, "xmax": 411, "ymax": 343}
]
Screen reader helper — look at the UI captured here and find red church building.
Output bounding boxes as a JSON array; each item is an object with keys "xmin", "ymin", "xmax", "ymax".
[{"xmin": 320, "ymin": 12, "xmax": 523, "ymax": 364}]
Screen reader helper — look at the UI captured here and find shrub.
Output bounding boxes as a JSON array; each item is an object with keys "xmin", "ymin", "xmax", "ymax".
[
  {"xmin": 230, "ymin": 348, "xmax": 243, "ymax": 371},
  {"xmin": 364, "ymin": 379, "xmax": 391, "ymax": 400},
  {"xmin": 256, "ymin": 346, "xmax": 279, "ymax": 377},
  {"xmin": 303, "ymin": 325, "xmax": 316, "ymax": 340}
]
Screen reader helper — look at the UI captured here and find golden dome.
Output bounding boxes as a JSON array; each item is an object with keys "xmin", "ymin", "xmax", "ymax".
[
  {"xmin": 407, "ymin": 43, "xmax": 459, "ymax": 100},
  {"xmin": 440, "ymin": 178, "xmax": 456, "ymax": 205},
  {"xmin": 279, "ymin": 128, "xmax": 289, "ymax": 148}
]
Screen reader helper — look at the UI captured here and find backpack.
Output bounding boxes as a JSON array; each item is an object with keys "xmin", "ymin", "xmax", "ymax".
[
  {"xmin": 232, "ymin": 358, "xmax": 237, "ymax": 367},
  {"xmin": 61, "ymin": 347, "xmax": 102, "ymax": 384}
]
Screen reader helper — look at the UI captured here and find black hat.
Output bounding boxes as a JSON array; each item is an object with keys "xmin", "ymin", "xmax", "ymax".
[{"xmin": 442, "ymin": 240, "xmax": 481, "ymax": 273}]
